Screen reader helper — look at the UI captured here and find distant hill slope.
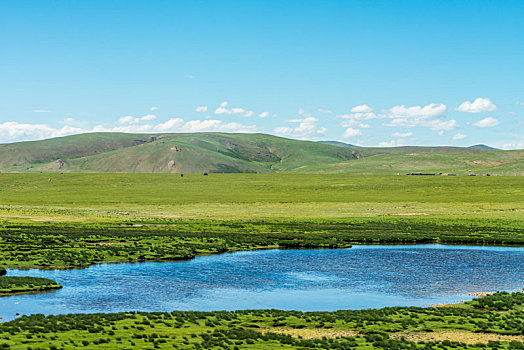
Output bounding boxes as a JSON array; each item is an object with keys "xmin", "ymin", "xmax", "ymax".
[
  {"xmin": 468, "ymin": 144, "xmax": 500, "ymax": 151},
  {"xmin": 0, "ymin": 132, "xmax": 522, "ymax": 175}
]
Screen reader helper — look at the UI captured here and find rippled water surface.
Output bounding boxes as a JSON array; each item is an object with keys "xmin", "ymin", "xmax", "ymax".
[{"xmin": 1, "ymin": 244, "xmax": 523, "ymax": 321}]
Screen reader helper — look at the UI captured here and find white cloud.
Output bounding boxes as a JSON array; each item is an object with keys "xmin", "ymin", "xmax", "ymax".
[
  {"xmin": 97, "ymin": 117, "xmax": 256, "ymax": 134},
  {"xmin": 317, "ymin": 108, "xmax": 332, "ymax": 114},
  {"xmin": 214, "ymin": 101, "xmax": 253, "ymax": 117},
  {"xmin": 383, "ymin": 103, "xmax": 455, "ymax": 130},
  {"xmin": 231, "ymin": 107, "xmax": 246, "ymax": 114},
  {"xmin": 0, "ymin": 115, "xmax": 259, "ymax": 143},
  {"xmin": 342, "ymin": 103, "xmax": 446, "ymax": 122},
  {"xmin": 337, "ymin": 110, "xmax": 377, "ymax": 132},
  {"xmin": 117, "ymin": 114, "xmax": 157, "ymax": 125},
  {"xmin": 141, "ymin": 114, "xmax": 157, "ymax": 121},
  {"xmin": 182, "ymin": 119, "xmax": 256, "ymax": 132},
  {"xmin": 342, "ymin": 128, "xmax": 362, "ymax": 139},
  {"xmin": 378, "ymin": 138, "xmax": 410, "ymax": 147},
  {"xmin": 392, "ymin": 132, "xmax": 413, "ymax": 138},
  {"xmin": 150, "ymin": 106, "xmax": 159, "ymax": 111},
  {"xmin": 378, "ymin": 140, "xmax": 397, "ymax": 147},
  {"xmin": 338, "ymin": 112, "xmax": 379, "ymax": 120},
  {"xmin": 457, "ymin": 98, "xmax": 496, "ymax": 113},
  {"xmin": 117, "ymin": 116, "xmax": 135, "ymax": 124},
  {"xmin": 297, "ymin": 108, "xmax": 311, "ymax": 117},
  {"xmin": 195, "ymin": 106, "xmax": 208, "ymax": 113},
  {"xmin": 452, "ymin": 133, "xmax": 467, "ymax": 140},
  {"xmin": 517, "ymin": 101, "xmax": 524, "ymax": 106},
  {"xmin": 438, "ymin": 131, "xmax": 445, "ymax": 136},
  {"xmin": 63, "ymin": 118, "xmax": 75, "ymax": 124},
  {"xmin": 385, "ymin": 118, "xmax": 457, "ymax": 130},
  {"xmin": 287, "ymin": 117, "xmax": 318, "ymax": 123},
  {"xmin": 389, "ymin": 103, "xmax": 447, "ymax": 119},
  {"xmin": 0, "ymin": 122, "xmax": 82, "ymax": 142},
  {"xmin": 214, "ymin": 102, "xmax": 230, "ymax": 114},
  {"xmin": 341, "ymin": 119, "xmax": 371, "ymax": 129},
  {"xmin": 32, "ymin": 110, "xmax": 50, "ymax": 113},
  {"xmin": 155, "ymin": 118, "xmax": 185, "ymax": 131},
  {"xmin": 473, "ymin": 117, "xmax": 500, "ymax": 128},
  {"xmin": 350, "ymin": 104, "xmax": 373, "ymax": 113},
  {"xmin": 502, "ymin": 141, "xmax": 524, "ymax": 150},
  {"xmin": 274, "ymin": 116, "xmax": 324, "ymax": 138},
  {"xmin": 258, "ymin": 111, "xmax": 269, "ymax": 118},
  {"xmin": 339, "ymin": 103, "xmax": 453, "ymax": 134}
]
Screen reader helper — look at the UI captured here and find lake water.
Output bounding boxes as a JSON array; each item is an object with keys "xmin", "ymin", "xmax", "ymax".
[{"xmin": 1, "ymin": 244, "xmax": 523, "ymax": 321}]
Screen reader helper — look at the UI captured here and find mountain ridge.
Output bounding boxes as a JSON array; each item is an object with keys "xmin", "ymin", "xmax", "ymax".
[{"xmin": 0, "ymin": 132, "xmax": 522, "ymax": 175}]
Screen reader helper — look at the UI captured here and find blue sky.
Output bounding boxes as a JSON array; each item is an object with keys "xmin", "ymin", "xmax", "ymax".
[{"xmin": 1, "ymin": 0, "xmax": 523, "ymax": 148}]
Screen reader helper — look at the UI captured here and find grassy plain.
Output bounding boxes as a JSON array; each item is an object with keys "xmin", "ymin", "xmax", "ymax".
[
  {"xmin": 0, "ymin": 174, "xmax": 523, "ymax": 348},
  {"xmin": 0, "ymin": 292, "xmax": 523, "ymax": 349},
  {"xmin": 0, "ymin": 173, "xmax": 522, "ymax": 219},
  {"xmin": 0, "ymin": 173, "xmax": 522, "ymax": 268}
]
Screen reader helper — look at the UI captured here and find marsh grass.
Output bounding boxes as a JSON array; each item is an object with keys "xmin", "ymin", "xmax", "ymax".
[{"xmin": 1, "ymin": 293, "xmax": 524, "ymax": 349}]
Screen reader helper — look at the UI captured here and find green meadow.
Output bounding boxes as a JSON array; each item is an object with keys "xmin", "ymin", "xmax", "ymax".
[
  {"xmin": 0, "ymin": 173, "xmax": 522, "ymax": 219},
  {"xmin": 0, "ymin": 173, "xmax": 522, "ymax": 269}
]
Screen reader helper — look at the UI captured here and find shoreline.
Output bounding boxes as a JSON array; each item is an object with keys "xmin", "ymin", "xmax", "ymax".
[
  {"xmin": 4, "ymin": 241, "xmax": 524, "ymax": 271},
  {"xmin": 0, "ymin": 285, "xmax": 62, "ymax": 297}
]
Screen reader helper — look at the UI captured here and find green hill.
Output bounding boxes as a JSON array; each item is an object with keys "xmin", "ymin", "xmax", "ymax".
[
  {"xmin": 468, "ymin": 144, "xmax": 500, "ymax": 151},
  {"xmin": 0, "ymin": 132, "xmax": 522, "ymax": 175}
]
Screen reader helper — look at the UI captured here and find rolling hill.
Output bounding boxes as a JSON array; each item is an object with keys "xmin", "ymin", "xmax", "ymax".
[{"xmin": 0, "ymin": 132, "xmax": 522, "ymax": 175}]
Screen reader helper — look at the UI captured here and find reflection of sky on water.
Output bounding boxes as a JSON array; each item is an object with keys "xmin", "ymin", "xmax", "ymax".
[{"xmin": 1, "ymin": 244, "xmax": 523, "ymax": 321}]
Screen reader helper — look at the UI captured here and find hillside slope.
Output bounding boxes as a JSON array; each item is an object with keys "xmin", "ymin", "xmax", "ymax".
[
  {"xmin": 0, "ymin": 133, "xmax": 358, "ymax": 173},
  {"xmin": 291, "ymin": 150, "xmax": 524, "ymax": 176},
  {"xmin": 0, "ymin": 132, "xmax": 522, "ymax": 175}
]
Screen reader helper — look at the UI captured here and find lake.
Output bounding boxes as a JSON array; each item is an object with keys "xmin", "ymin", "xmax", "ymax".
[{"xmin": 1, "ymin": 244, "xmax": 523, "ymax": 321}]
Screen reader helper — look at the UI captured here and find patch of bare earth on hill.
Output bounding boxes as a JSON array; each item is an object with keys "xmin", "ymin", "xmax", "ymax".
[
  {"xmin": 263, "ymin": 328, "xmax": 357, "ymax": 339},
  {"xmin": 390, "ymin": 330, "xmax": 524, "ymax": 344}
]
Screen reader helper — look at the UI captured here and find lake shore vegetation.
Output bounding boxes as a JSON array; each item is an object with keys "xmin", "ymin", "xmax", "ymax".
[
  {"xmin": 0, "ymin": 276, "xmax": 62, "ymax": 295},
  {"xmin": 0, "ymin": 292, "xmax": 523, "ymax": 349}
]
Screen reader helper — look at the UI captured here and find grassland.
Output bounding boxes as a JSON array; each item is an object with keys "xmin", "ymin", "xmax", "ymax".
[
  {"xmin": 0, "ymin": 174, "xmax": 522, "ymax": 269},
  {"xmin": 0, "ymin": 292, "xmax": 523, "ymax": 349},
  {"xmin": 0, "ymin": 173, "xmax": 522, "ymax": 348}
]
